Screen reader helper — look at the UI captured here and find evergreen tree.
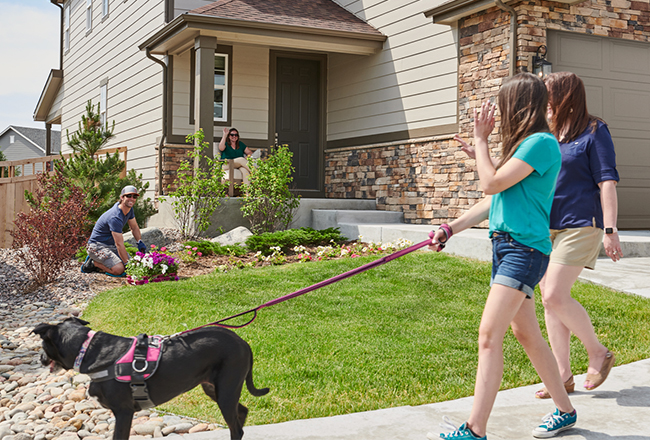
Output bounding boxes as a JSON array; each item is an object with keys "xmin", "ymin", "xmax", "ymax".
[{"xmin": 66, "ymin": 100, "xmax": 115, "ymax": 155}]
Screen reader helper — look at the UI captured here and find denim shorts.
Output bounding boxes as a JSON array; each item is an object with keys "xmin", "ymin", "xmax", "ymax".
[{"xmin": 490, "ymin": 231, "xmax": 549, "ymax": 298}]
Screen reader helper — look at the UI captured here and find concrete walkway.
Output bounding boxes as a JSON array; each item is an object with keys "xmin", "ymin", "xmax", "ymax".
[{"xmin": 180, "ymin": 225, "xmax": 650, "ymax": 440}]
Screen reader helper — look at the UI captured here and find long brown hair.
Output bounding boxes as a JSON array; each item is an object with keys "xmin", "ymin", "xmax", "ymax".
[
  {"xmin": 227, "ymin": 128, "xmax": 241, "ymax": 149},
  {"xmin": 544, "ymin": 71, "xmax": 600, "ymax": 143},
  {"xmin": 497, "ymin": 73, "xmax": 550, "ymax": 168}
]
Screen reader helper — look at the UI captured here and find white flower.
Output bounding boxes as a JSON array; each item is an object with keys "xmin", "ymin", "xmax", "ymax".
[{"xmin": 161, "ymin": 264, "xmax": 168, "ymax": 274}]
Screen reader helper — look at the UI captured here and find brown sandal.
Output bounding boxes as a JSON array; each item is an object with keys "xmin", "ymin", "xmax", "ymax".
[
  {"xmin": 535, "ymin": 375, "xmax": 575, "ymax": 399},
  {"xmin": 584, "ymin": 351, "xmax": 615, "ymax": 390}
]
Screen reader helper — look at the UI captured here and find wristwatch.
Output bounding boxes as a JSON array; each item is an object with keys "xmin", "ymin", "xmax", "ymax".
[{"xmin": 605, "ymin": 227, "xmax": 617, "ymax": 234}]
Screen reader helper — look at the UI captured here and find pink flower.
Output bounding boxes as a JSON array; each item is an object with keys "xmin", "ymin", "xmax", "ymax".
[
  {"xmin": 151, "ymin": 244, "xmax": 156, "ymax": 248},
  {"xmin": 197, "ymin": 252, "xmax": 203, "ymax": 257},
  {"xmin": 187, "ymin": 250, "xmax": 192, "ymax": 255},
  {"xmin": 160, "ymin": 247, "xmax": 167, "ymax": 252},
  {"xmin": 192, "ymin": 247, "xmax": 198, "ymax": 251}
]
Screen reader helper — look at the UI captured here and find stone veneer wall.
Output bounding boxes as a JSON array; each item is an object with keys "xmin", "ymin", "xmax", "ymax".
[
  {"xmin": 325, "ymin": 137, "xmax": 482, "ymax": 225},
  {"xmin": 325, "ymin": 0, "xmax": 650, "ymax": 224},
  {"xmin": 157, "ymin": 144, "xmax": 192, "ymax": 195}
]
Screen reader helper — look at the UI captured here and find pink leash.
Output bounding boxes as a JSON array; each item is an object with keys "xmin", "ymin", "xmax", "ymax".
[{"xmin": 180, "ymin": 232, "xmax": 438, "ymax": 332}]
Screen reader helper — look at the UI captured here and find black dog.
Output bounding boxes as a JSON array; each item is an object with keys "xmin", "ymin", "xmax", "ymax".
[{"xmin": 33, "ymin": 317, "xmax": 269, "ymax": 440}]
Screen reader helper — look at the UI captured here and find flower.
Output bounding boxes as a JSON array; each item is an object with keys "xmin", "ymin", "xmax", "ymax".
[{"xmin": 125, "ymin": 249, "xmax": 179, "ymax": 283}]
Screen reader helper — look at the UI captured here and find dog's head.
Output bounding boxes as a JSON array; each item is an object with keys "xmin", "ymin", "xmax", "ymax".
[{"xmin": 32, "ymin": 317, "xmax": 92, "ymax": 373}]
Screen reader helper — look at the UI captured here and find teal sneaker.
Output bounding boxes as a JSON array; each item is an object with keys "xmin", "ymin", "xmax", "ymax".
[
  {"xmin": 532, "ymin": 408, "xmax": 577, "ymax": 438},
  {"xmin": 431, "ymin": 418, "xmax": 487, "ymax": 440}
]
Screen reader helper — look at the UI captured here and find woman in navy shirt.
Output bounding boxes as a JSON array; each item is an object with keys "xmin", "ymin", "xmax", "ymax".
[{"xmin": 535, "ymin": 72, "xmax": 621, "ymax": 399}]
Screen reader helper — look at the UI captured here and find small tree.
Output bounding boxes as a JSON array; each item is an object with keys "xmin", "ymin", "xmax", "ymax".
[
  {"xmin": 241, "ymin": 144, "xmax": 300, "ymax": 234},
  {"xmin": 0, "ymin": 150, "xmax": 8, "ymax": 178},
  {"xmin": 60, "ymin": 100, "xmax": 157, "ymax": 227},
  {"xmin": 161, "ymin": 129, "xmax": 228, "ymax": 239},
  {"xmin": 66, "ymin": 100, "xmax": 115, "ymax": 155},
  {"xmin": 12, "ymin": 167, "xmax": 97, "ymax": 286}
]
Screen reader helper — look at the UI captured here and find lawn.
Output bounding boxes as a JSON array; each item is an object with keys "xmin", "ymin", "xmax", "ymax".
[{"xmin": 81, "ymin": 250, "xmax": 650, "ymax": 426}]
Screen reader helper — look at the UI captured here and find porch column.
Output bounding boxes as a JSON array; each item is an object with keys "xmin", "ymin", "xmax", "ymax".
[
  {"xmin": 45, "ymin": 123, "xmax": 52, "ymax": 156},
  {"xmin": 194, "ymin": 35, "xmax": 217, "ymax": 171}
]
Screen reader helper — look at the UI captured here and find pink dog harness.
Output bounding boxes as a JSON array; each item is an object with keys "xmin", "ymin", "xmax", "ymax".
[{"xmin": 115, "ymin": 335, "xmax": 164, "ymax": 382}]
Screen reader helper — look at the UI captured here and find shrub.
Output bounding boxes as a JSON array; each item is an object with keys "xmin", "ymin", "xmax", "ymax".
[
  {"xmin": 12, "ymin": 167, "xmax": 97, "ymax": 286},
  {"xmin": 241, "ymin": 144, "xmax": 300, "ymax": 234},
  {"xmin": 245, "ymin": 227, "xmax": 347, "ymax": 255},
  {"xmin": 161, "ymin": 129, "xmax": 228, "ymax": 239},
  {"xmin": 181, "ymin": 240, "xmax": 248, "ymax": 257}
]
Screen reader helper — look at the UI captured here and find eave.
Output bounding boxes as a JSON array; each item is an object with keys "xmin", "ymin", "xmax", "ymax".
[
  {"xmin": 139, "ymin": 13, "xmax": 386, "ymax": 56},
  {"xmin": 33, "ymin": 69, "xmax": 63, "ymax": 124},
  {"xmin": 423, "ymin": 0, "xmax": 583, "ymax": 24}
]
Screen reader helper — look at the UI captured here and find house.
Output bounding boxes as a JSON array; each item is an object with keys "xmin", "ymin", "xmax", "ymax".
[
  {"xmin": 0, "ymin": 126, "xmax": 61, "ymax": 163},
  {"xmin": 34, "ymin": 0, "xmax": 650, "ymax": 228}
]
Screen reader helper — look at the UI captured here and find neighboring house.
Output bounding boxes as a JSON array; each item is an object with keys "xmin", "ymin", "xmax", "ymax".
[
  {"xmin": 0, "ymin": 126, "xmax": 61, "ymax": 164},
  {"xmin": 34, "ymin": 0, "xmax": 650, "ymax": 228}
]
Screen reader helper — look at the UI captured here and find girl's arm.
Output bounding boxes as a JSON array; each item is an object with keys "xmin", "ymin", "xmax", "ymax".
[
  {"xmin": 473, "ymin": 101, "xmax": 534, "ymax": 195},
  {"xmin": 599, "ymin": 179, "xmax": 623, "ymax": 261},
  {"xmin": 218, "ymin": 127, "xmax": 228, "ymax": 152},
  {"xmin": 454, "ymin": 134, "xmax": 499, "ymax": 167},
  {"xmin": 244, "ymin": 146, "xmax": 253, "ymax": 157}
]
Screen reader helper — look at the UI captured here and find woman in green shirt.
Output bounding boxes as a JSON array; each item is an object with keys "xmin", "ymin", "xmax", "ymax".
[{"xmin": 218, "ymin": 127, "xmax": 253, "ymax": 184}]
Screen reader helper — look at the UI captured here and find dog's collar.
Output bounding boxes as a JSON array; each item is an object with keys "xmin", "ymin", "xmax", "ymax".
[{"xmin": 74, "ymin": 331, "xmax": 96, "ymax": 372}]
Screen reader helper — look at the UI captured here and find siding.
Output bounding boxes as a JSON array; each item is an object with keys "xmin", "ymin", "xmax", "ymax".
[
  {"xmin": 61, "ymin": 0, "xmax": 167, "ymax": 195},
  {"xmin": 328, "ymin": 0, "xmax": 458, "ymax": 142},
  {"xmin": 171, "ymin": 44, "xmax": 270, "ymax": 143}
]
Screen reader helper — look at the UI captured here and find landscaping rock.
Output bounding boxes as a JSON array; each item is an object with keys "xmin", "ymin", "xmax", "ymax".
[
  {"xmin": 124, "ymin": 228, "xmax": 166, "ymax": 249},
  {"xmin": 210, "ymin": 226, "xmax": 252, "ymax": 246}
]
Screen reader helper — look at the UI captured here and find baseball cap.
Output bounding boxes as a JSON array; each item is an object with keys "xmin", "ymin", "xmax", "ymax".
[{"xmin": 120, "ymin": 185, "xmax": 140, "ymax": 197}]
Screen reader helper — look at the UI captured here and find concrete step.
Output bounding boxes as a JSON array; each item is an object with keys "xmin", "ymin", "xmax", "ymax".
[{"xmin": 311, "ymin": 209, "xmax": 404, "ymax": 232}]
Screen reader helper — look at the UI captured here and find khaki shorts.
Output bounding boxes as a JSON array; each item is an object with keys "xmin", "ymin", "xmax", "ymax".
[{"xmin": 549, "ymin": 227, "xmax": 604, "ymax": 270}]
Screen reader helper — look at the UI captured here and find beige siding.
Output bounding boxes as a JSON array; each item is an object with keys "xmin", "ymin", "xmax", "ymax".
[
  {"xmin": 61, "ymin": 0, "xmax": 166, "ymax": 195},
  {"xmin": 172, "ymin": 50, "xmax": 193, "ymax": 138},
  {"xmin": 229, "ymin": 45, "xmax": 269, "ymax": 142},
  {"xmin": 329, "ymin": 0, "xmax": 458, "ymax": 141},
  {"xmin": 170, "ymin": 45, "xmax": 270, "ymax": 143}
]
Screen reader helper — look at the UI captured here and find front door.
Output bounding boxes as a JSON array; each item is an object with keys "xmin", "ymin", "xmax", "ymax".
[{"xmin": 275, "ymin": 56, "xmax": 322, "ymax": 195}]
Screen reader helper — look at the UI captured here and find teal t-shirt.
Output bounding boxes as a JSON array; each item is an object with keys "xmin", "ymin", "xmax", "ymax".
[
  {"xmin": 489, "ymin": 132, "xmax": 561, "ymax": 255},
  {"xmin": 220, "ymin": 141, "xmax": 247, "ymax": 159}
]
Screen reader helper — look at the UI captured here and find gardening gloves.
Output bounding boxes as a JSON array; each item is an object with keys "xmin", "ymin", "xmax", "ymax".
[{"xmin": 138, "ymin": 240, "xmax": 147, "ymax": 253}]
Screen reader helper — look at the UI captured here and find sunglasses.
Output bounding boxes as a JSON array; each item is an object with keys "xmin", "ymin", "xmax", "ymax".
[
  {"xmin": 124, "ymin": 194, "xmax": 138, "ymax": 199},
  {"xmin": 229, "ymin": 133, "xmax": 239, "ymax": 137}
]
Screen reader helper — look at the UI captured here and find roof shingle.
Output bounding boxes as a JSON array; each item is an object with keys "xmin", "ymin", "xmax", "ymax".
[{"xmin": 190, "ymin": 0, "xmax": 382, "ymax": 36}]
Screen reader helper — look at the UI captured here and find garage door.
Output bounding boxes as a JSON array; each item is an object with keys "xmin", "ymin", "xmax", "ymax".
[{"xmin": 547, "ymin": 30, "xmax": 650, "ymax": 229}]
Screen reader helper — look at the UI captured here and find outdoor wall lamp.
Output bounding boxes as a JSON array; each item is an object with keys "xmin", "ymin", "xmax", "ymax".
[{"xmin": 532, "ymin": 45, "xmax": 553, "ymax": 78}]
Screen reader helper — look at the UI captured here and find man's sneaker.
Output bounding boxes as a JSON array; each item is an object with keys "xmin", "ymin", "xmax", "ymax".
[
  {"xmin": 105, "ymin": 271, "xmax": 126, "ymax": 278},
  {"xmin": 532, "ymin": 408, "xmax": 577, "ymax": 438},
  {"xmin": 431, "ymin": 418, "xmax": 487, "ymax": 440},
  {"xmin": 81, "ymin": 256, "xmax": 100, "ymax": 274}
]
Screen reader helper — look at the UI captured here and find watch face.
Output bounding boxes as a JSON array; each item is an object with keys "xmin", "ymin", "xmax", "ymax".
[{"xmin": 605, "ymin": 228, "xmax": 614, "ymax": 234}]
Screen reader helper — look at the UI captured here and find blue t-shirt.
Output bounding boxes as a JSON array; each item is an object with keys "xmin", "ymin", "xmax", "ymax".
[
  {"xmin": 489, "ymin": 132, "xmax": 561, "ymax": 255},
  {"xmin": 550, "ymin": 121, "xmax": 619, "ymax": 229},
  {"xmin": 88, "ymin": 202, "xmax": 134, "ymax": 246}
]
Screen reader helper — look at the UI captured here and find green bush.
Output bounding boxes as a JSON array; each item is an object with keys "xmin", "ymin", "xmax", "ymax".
[
  {"xmin": 245, "ymin": 227, "xmax": 347, "ymax": 255},
  {"xmin": 241, "ymin": 144, "xmax": 300, "ymax": 234},
  {"xmin": 181, "ymin": 240, "xmax": 248, "ymax": 257}
]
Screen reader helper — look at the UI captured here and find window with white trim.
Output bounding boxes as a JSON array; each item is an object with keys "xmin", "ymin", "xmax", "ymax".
[
  {"xmin": 64, "ymin": 3, "xmax": 70, "ymax": 51},
  {"xmin": 100, "ymin": 84, "xmax": 107, "ymax": 127},
  {"xmin": 102, "ymin": 0, "xmax": 109, "ymax": 17},
  {"xmin": 9, "ymin": 135, "xmax": 15, "ymax": 144},
  {"xmin": 86, "ymin": 0, "xmax": 93, "ymax": 32},
  {"xmin": 214, "ymin": 54, "xmax": 228, "ymax": 122}
]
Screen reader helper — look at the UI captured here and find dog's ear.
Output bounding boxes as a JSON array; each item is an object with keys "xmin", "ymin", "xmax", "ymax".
[
  {"xmin": 32, "ymin": 323, "xmax": 55, "ymax": 338},
  {"xmin": 64, "ymin": 317, "xmax": 90, "ymax": 326}
]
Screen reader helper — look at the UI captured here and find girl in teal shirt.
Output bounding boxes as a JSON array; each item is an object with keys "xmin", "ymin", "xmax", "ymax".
[{"xmin": 430, "ymin": 73, "xmax": 576, "ymax": 440}]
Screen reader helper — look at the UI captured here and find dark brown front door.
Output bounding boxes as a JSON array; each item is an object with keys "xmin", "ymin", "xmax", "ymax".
[{"xmin": 275, "ymin": 56, "xmax": 322, "ymax": 194}]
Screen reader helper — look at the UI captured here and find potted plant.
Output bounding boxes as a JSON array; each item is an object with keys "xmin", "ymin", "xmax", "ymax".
[{"xmin": 125, "ymin": 246, "xmax": 179, "ymax": 285}]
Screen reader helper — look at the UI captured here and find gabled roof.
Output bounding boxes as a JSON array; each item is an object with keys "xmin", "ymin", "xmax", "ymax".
[
  {"xmin": 140, "ymin": 0, "xmax": 385, "ymax": 57},
  {"xmin": 191, "ymin": 0, "xmax": 383, "ymax": 37},
  {"xmin": 0, "ymin": 125, "xmax": 61, "ymax": 154}
]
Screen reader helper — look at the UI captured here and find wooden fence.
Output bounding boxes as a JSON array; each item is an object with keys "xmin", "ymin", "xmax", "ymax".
[{"xmin": 0, "ymin": 147, "xmax": 127, "ymax": 248}]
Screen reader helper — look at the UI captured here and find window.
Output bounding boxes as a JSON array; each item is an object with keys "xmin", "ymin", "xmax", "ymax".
[
  {"xmin": 214, "ymin": 54, "xmax": 228, "ymax": 121},
  {"xmin": 86, "ymin": 0, "xmax": 92, "ymax": 32},
  {"xmin": 9, "ymin": 135, "xmax": 15, "ymax": 144},
  {"xmin": 100, "ymin": 83, "xmax": 107, "ymax": 127},
  {"xmin": 64, "ymin": 3, "xmax": 70, "ymax": 51},
  {"xmin": 102, "ymin": 0, "xmax": 108, "ymax": 17}
]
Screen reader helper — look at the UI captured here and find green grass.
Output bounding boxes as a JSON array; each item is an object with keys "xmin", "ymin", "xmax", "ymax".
[{"xmin": 81, "ymin": 251, "xmax": 650, "ymax": 426}]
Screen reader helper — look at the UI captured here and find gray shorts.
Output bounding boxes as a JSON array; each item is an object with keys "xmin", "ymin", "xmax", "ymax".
[{"xmin": 87, "ymin": 241, "xmax": 123, "ymax": 269}]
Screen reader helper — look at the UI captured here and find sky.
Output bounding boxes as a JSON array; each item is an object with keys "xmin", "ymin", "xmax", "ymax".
[{"xmin": 0, "ymin": 0, "xmax": 60, "ymax": 132}]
